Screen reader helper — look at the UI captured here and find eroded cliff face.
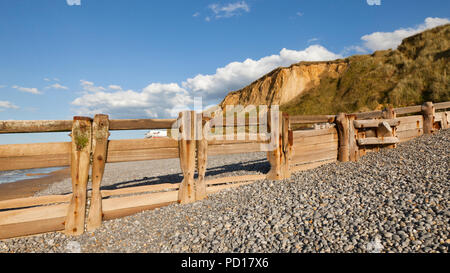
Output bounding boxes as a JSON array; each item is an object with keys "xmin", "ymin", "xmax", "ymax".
[
  {"xmin": 220, "ymin": 24, "xmax": 450, "ymax": 115},
  {"xmin": 220, "ymin": 60, "xmax": 348, "ymax": 107}
]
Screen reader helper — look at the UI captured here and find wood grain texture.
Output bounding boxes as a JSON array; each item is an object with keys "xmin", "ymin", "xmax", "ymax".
[
  {"xmin": 208, "ymin": 142, "xmax": 265, "ymax": 156},
  {"xmin": 177, "ymin": 111, "xmax": 197, "ymax": 204},
  {"xmin": 290, "ymin": 115, "xmax": 336, "ymax": 124},
  {"xmin": 65, "ymin": 117, "xmax": 92, "ymax": 236},
  {"xmin": 0, "ymin": 120, "xmax": 72, "ymax": 134},
  {"xmin": 109, "ymin": 119, "xmax": 176, "ymax": 130},
  {"xmin": 357, "ymin": 137, "xmax": 400, "ymax": 145},
  {"xmin": 394, "ymin": 105, "xmax": 422, "ymax": 116},
  {"xmin": 87, "ymin": 114, "xmax": 109, "ymax": 232},
  {"xmin": 335, "ymin": 113, "xmax": 350, "ymax": 162},
  {"xmin": 195, "ymin": 116, "xmax": 207, "ymax": 201},
  {"xmin": 0, "ymin": 142, "xmax": 71, "ymax": 171},
  {"xmin": 290, "ymin": 159, "xmax": 336, "ymax": 172},
  {"xmin": 422, "ymin": 102, "xmax": 435, "ymax": 135},
  {"xmin": 0, "ymin": 203, "xmax": 67, "ymax": 239},
  {"xmin": 353, "ymin": 119, "xmax": 400, "ymax": 129},
  {"xmin": 0, "ymin": 194, "xmax": 71, "ymax": 210}
]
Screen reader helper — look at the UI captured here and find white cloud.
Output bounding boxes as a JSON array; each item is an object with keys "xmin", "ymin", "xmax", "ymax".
[
  {"xmin": 43, "ymin": 78, "xmax": 51, "ymax": 82},
  {"xmin": 66, "ymin": 0, "xmax": 81, "ymax": 6},
  {"xmin": 296, "ymin": 12, "xmax": 304, "ymax": 17},
  {"xmin": 361, "ymin": 17, "xmax": 450, "ymax": 51},
  {"xmin": 12, "ymin": 85, "xmax": 41, "ymax": 95},
  {"xmin": 72, "ymin": 83, "xmax": 192, "ymax": 118},
  {"xmin": 193, "ymin": 12, "xmax": 200, "ymax": 17},
  {"xmin": 0, "ymin": 85, "xmax": 6, "ymax": 89},
  {"xmin": 307, "ymin": 38, "xmax": 319, "ymax": 44},
  {"xmin": 366, "ymin": 0, "xmax": 381, "ymax": 6},
  {"xmin": 46, "ymin": 83, "xmax": 69, "ymax": 90},
  {"xmin": 80, "ymin": 80, "xmax": 106, "ymax": 93},
  {"xmin": 0, "ymin": 101, "xmax": 19, "ymax": 111},
  {"xmin": 108, "ymin": 85, "xmax": 123, "ymax": 91},
  {"xmin": 342, "ymin": 45, "xmax": 369, "ymax": 56},
  {"xmin": 208, "ymin": 1, "xmax": 250, "ymax": 19},
  {"xmin": 182, "ymin": 45, "xmax": 342, "ymax": 101},
  {"xmin": 71, "ymin": 45, "xmax": 342, "ymax": 118}
]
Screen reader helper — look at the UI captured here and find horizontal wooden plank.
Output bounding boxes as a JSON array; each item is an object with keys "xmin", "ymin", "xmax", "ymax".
[
  {"xmin": 292, "ymin": 131, "xmax": 338, "ymax": 146},
  {"xmin": 208, "ymin": 142, "xmax": 265, "ymax": 156},
  {"xmin": 396, "ymin": 115, "xmax": 423, "ymax": 124},
  {"xmin": 207, "ymin": 134, "xmax": 270, "ymax": 145},
  {"xmin": 0, "ymin": 153, "xmax": 70, "ymax": 171},
  {"xmin": 106, "ymin": 147, "xmax": 179, "ymax": 163},
  {"xmin": 102, "ymin": 191, "xmax": 178, "ymax": 220},
  {"xmin": 394, "ymin": 105, "xmax": 422, "ymax": 116},
  {"xmin": 293, "ymin": 141, "xmax": 338, "ymax": 154},
  {"xmin": 0, "ymin": 194, "xmax": 71, "ymax": 210},
  {"xmin": 101, "ymin": 183, "xmax": 179, "ymax": 198},
  {"xmin": 434, "ymin": 101, "xmax": 450, "ymax": 110},
  {"xmin": 0, "ymin": 120, "xmax": 72, "ymax": 134},
  {"xmin": 290, "ymin": 115, "xmax": 336, "ymax": 124},
  {"xmin": 207, "ymin": 181, "xmax": 254, "ymax": 194},
  {"xmin": 107, "ymin": 138, "xmax": 178, "ymax": 151},
  {"xmin": 0, "ymin": 142, "xmax": 71, "ymax": 171},
  {"xmin": 397, "ymin": 129, "xmax": 423, "ymax": 142},
  {"xmin": 102, "ymin": 178, "xmax": 260, "ymax": 220},
  {"xmin": 293, "ymin": 127, "xmax": 337, "ymax": 138},
  {"xmin": 292, "ymin": 149, "xmax": 337, "ymax": 165},
  {"xmin": 0, "ymin": 142, "xmax": 71, "ymax": 157},
  {"xmin": 352, "ymin": 110, "xmax": 383, "ymax": 119},
  {"xmin": 358, "ymin": 137, "xmax": 399, "ymax": 146},
  {"xmin": 290, "ymin": 159, "xmax": 336, "ymax": 172},
  {"xmin": 101, "ymin": 175, "xmax": 266, "ymax": 199},
  {"xmin": 0, "ymin": 203, "xmax": 67, "ymax": 239},
  {"xmin": 206, "ymin": 175, "xmax": 266, "ymax": 186},
  {"xmin": 353, "ymin": 119, "xmax": 400, "ymax": 128},
  {"xmin": 396, "ymin": 115, "xmax": 423, "ymax": 132},
  {"xmin": 109, "ymin": 119, "xmax": 176, "ymax": 130}
]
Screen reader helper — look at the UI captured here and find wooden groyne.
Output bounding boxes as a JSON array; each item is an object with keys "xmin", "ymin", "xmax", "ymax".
[{"xmin": 0, "ymin": 101, "xmax": 449, "ymax": 239}]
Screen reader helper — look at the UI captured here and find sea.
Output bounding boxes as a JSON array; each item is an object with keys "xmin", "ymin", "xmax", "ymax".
[{"xmin": 0, "ymin": 167, "xmax": 65, "ymax": 185}]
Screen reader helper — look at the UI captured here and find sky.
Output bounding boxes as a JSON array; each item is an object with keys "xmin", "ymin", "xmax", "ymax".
[{"xmin": 0, "ymin": 0, "xmax": 449, "ymax": 144}]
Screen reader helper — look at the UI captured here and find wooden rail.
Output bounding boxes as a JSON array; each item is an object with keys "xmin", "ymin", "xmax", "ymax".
[{"xmin": 0, "ymin": 101, "xmax": 449, "ymax": 239}]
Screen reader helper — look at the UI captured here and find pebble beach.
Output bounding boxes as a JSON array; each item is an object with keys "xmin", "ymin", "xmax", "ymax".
[{"xmin": 0, "ymin": 129, "xmax": 449, "ymax": 253}]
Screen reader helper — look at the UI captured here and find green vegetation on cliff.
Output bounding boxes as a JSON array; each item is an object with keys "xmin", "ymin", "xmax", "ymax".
[{"xmin": 281, "ymin": 24, "xmax": 450, "ymax": 115}]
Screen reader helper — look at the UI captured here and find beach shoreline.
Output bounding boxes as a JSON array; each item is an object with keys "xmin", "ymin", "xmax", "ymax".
[{"xmin": 0, "ymin": 167, "xmax": 70, "ymax": 201}]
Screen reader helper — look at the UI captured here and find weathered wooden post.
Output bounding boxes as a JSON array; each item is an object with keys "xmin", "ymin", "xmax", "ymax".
[
  {"xmin": 87, "ymin": 114, "xmax": 109, "ymax": 231},
  {"xmin": 195, "ymin": 113, "xmax": 207, "ymax": 201},
  {"xmin": 336, "ymin": 113, "xmax": 359, "ymax": 162},
  {"xmin": 266, "ymin": 109, "xmax": 291, "ymax": 180},
  {"xmin": 348, "ymin": 115, "xmax": 359, "ymax": 162},
  {"xmin": 281, "ymin": 112, "xmax": 292, "ymax": 178},
  {"xmin": 336, "ymin": 113, "xmax": 350, "ymax": 162},
  {"xmin": 381, "ymin": 107, "xmax": 397, "ymax": 149},
  {"xmin": 177, "ymin": 111, "xmax": 197, "ymax": 204},
  {"xmin": 65, "ymin": 116, "xmax": 92, "ymax": 235},
  {"xmin": 422, "ymin": 102, "xmax": 435, "ymax": 135}
]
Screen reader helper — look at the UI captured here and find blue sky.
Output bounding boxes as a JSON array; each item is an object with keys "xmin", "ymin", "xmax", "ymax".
[{"xmin": 0, "ymin": 0, "xmax": 449, "ymax": 144}]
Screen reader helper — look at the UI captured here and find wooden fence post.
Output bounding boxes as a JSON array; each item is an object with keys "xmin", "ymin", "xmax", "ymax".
[
  {"xmin": 65, "ymin": 116, "xmax": 92, "ymax": 235},
  {"xmin": 422, "ymin": 102, "xmax": 435, "ymax": 135},
  {"xmin": 336, "ymin": 113, "xmax": 350, "ymax": 162},
  {"xmin": 281, "ymin": 113, "xmax": 292, "ymax": 178},
  {"xmin": 267, "ymin": 110, "xmax": 291, "ymax": 180},
  {"xmin": 87, "ymin": 114, "xmax": 109, "ymax": 231},
  {"xmin": 195, "ymin": 114, "xmax": 207, "ymax": 201},
  {"xmin": 348, "ymin": 115, "xmax": 359, "ymax": 162},
  {"xmin": 178, "ymin": 111, "xmax": 197, "ymax": 204},
  {"xmin": 382, "ymin": 107, "xmax": 397, "ymax": 148}
]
